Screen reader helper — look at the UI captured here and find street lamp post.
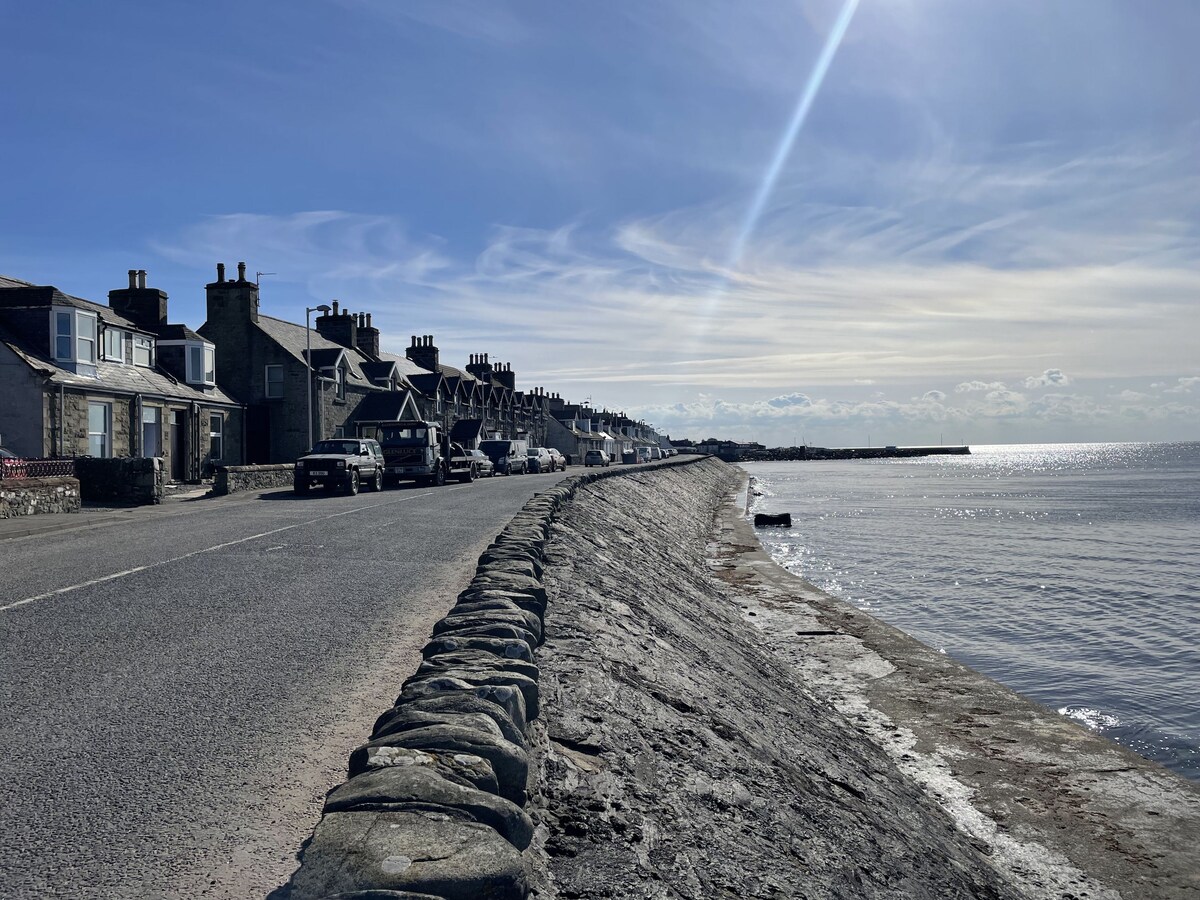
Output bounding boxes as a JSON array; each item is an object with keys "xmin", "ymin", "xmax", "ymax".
[{"xmin": 305, "ymin": 304, "xmax": 332, "ymax": 452}]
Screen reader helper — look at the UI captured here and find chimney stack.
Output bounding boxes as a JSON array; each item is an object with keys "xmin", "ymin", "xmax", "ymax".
[
  {"xmin": 216, "ymin": 263, "xmax": 225, "ymax": 283},
  {"xmin": 406, "ymin": 333, "xmax": 440, "ymax": 372},
  {"xmin": 314, "ymin": 302, "xmax": 358, "ymax": 350},
  {"xmin": 354, "ymin": 310, "xmax": 380, "ymax": 360},
  {"xmin": 205, "ymin": 260, "xmax": 260, "ymax": 324},
  {"xmin": 109, "ymin": 267, "xmax": 169, "ymax": 327}
]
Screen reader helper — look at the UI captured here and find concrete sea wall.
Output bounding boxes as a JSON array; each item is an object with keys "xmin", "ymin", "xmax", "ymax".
[{"xmin": 272, "ymin": 456, "xmax": 1199, "ymax": 899}]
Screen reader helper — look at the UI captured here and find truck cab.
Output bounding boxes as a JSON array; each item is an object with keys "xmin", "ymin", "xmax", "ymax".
[{"xmin": 374, "ymin": 420, "xmax": 474, "ymax": 486}]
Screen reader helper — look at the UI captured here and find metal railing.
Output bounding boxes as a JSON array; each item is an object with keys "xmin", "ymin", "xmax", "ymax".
[{"xmin": 0, "ymin": 457, "xmax": 77, "ymax": 480}]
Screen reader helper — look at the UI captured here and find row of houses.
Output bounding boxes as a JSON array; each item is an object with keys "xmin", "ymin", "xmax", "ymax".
[{"xmin": 0, "ymin": 262, "xmax": 668, "ymax": 480}]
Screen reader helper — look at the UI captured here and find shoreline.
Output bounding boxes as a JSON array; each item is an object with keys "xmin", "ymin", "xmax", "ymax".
[{"xmin": 718, "ymin": 465, "xmax": 1200, "ymax": 898}]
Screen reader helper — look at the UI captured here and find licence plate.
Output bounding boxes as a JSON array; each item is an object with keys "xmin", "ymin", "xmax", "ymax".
[{"xmin": 310, "ymin": 470, "xmax": 327, "ymax": 476}]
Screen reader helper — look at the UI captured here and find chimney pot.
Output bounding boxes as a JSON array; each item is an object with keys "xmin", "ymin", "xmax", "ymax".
[
  {"xmin": 331, "ymin": 300, "xmax": 339, "ymax": 316},
  {"xmin": 137, "ymin": 270, "xmax": 147, "ymax": 289},
  {"xmin": 366, "ymin": 313, "xmax": 372, "ymax": 327},
  {"xmin": 217, "ymin": 263, "xmax": 225, "ymax": 282},
  {"xmin": 128, "ymin": 269, "xmax": 137, "ymax": 289},
  {"xmin": 237, "ymin": 261, "xmax": 246, "ymax": 281}
]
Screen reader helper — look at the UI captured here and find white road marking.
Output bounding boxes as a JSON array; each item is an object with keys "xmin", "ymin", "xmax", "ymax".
[{"xmin": 0, "ymin": 492, "xmax": 436, "ymax": 615}]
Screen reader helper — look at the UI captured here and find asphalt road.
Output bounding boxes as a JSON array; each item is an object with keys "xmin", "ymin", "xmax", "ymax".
[{"xmin": 0, "ymin": 470, "xmax": 568, "ymax": 900}]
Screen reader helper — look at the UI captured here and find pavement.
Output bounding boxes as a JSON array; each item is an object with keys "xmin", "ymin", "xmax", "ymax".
[{"xmin": 0, "ymin": 483, "xmax": 215, "ymax": 541}]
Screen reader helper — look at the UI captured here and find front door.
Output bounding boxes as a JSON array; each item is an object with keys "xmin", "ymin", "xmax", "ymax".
[
  {"xmin": 246, "ymin": 404, "xmax": 271, "ymax": 464},
  {"xmin": 170, "ymin": 410, "xmax": 186, "ymax": 481}
]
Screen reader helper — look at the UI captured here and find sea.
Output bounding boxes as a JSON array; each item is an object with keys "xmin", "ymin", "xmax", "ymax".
[{"xmin": 743, "ymin": 442, "xmax": 1200, "ymax": 781}]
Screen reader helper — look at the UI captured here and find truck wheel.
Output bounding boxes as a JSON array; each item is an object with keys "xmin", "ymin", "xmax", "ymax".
[
  {"xmin": 433, "ymin": 466, "xmax": 446, "ymax": 487},
  {"xmin": 370, "ymin": 469, "xmax": 383, "ymax": 492},
  {"xmin": 459, "ymin": 465, "xmax": 476, "ymax": 484},
  {"xmin": 346, "ymin": 470, "xmax": 360, "ymax": 495}
]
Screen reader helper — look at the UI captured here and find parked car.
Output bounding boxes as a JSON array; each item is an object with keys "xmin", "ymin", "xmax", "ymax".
[
  {"xmin": 650, "ymin": 447, "xmax": 663, "ymax": 460},
  {"xmin": 546, "ymin": 448, "xmax": 566, "ymax": 471},
  {"xmin": 525, "ymin": 447, "xmax": 553, "ymax": 473},
  {"xmin": 479, "ymin": 439, "xmax": 529, "ymax": 475},
  {"xmin": 464, "ymin": 448, "xmax": 495, "ymax": 477},
  {"xmin": 584, "ymin": 450, "xmax": 610, "ymax": 467},
  {"xmin": 636, "ymin": 447, "xmax": 652, "ymax": 463},
  {"xmin": 294, "ymin": 438, "xmax": 385, "ymax": 495},
  {"xmin": 0, "ymin": 447, "xmax": 16, "ymax": 459}
]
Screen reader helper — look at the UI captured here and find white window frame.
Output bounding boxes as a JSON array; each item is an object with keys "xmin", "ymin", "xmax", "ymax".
[
  {"xmin": 184, "ymin": 341, "xmax": 216, "ymax": 386},
  {"xmin": 133, "ymin": 335, "xmax": 154, "ymax": 367},
  {"xmin": 335, "ymin": 364, "xmax": 346, "ymax": 400},
  {"xmin": 209, "ymin": 413, "xmax": 224, "ymax": 461},
  {"xmin": 265, "ymin": 364, "xmax": 284, "ymax": 398},
  {"xmin": 50, "ymin": 309, "xmax": 98, "ymax": 364},
  {"xmin": 88, "ymin": 401, "xmax": 112, "ymax": 457},
  {"xmin": 103, "ymin": 328, "xmax": 126, "ymax": 363}
]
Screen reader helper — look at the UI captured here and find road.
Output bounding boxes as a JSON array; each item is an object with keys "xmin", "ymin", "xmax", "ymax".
[{"xmin": 0, "ymin": 471, "xmax": 567, "ymax": 899}]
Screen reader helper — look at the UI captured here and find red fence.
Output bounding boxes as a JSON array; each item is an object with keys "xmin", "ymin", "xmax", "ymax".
[{"xmin": 0, "ymin": 457, "xmax": 77, "ymax": 480}]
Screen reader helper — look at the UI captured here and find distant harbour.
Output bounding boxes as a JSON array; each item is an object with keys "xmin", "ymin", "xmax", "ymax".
[{"xmin": 744, "ymin": 442, "xmax": 1200, "ymax": 780}]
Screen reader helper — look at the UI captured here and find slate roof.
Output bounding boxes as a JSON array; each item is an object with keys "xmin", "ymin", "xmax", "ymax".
[
  {"xmin": 0, "ymin": 275, "xmax": 237, "ymax": 405},
  {"xmin": 352, "ymin": 390, "xmax": 422, "ymax": 423},
  {"xmin": 0, "ymin": 276, "xmax": 149, "ymax": 334},
  {"xmin": 0, "ymin": 329, "xmax": 239, "ymax": 405},
  {"xmin": 255, "ymin": 315, "xmax": 378, "ymax": 390},
  {"xmin": 450, "ymin": 418, "xmax": 484, "ymax": 443},
  {"xmin": 374, "ymin": 349, "xmax": 433, "ymax": 380}
]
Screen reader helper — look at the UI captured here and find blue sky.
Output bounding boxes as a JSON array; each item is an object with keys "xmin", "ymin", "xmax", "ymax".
[{"xmin": 2, "ymin": 0, "xmax": 1197, "ymax": 446}]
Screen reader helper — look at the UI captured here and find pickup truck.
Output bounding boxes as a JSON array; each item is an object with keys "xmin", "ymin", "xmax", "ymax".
[{"xmin": 294, "ymin": 438, "xmax": 385, "ymax": 495}]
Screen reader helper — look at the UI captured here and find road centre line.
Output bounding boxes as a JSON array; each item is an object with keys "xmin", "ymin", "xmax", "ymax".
[{"xmin": 0, "ymin": 492, "xmax": 436, "ymax": 615}]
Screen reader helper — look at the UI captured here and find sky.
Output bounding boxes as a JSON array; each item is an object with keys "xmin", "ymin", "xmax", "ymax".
[{"xmin": 2, "ymin": 0, "xmax": 1197, "ymax": 447}]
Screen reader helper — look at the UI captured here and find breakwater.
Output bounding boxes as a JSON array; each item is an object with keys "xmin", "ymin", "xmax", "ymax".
[
  {"xmin": 742, "ymin": 444, "xmax": 970, "ymax": 461},
  {"xmin": 272, "ymin": 456, "xmax": 1199, "ymax": 899}
]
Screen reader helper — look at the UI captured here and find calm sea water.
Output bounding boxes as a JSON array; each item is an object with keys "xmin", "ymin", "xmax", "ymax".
[{"xmin": 744, "ymin": 442, "xmax": 1200, "ymax": 781}]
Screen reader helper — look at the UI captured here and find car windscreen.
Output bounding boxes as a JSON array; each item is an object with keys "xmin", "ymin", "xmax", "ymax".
[
  {"xmin": 312, "ymin": 441, "xmax": 361, "ymax": 455},
  {"xmin": 380, "ymin": 426, "xmax": 427, "ymax": 446}
]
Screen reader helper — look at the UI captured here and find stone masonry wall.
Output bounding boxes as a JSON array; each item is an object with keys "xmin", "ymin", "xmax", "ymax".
[
  {"xmin": 212, "ymin": 463, "xmax": 295, "ymax": 496},
  {"xmin": 73, "ymin": 457, "xmax": 164, "ymax": 505},
  {"xmin": 0, "ymin": 476, "xmax": 81, "ymax": 518}
]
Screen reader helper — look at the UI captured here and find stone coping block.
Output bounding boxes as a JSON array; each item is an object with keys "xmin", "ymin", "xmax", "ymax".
[
  {"xmin": 350, "ymin": 725, "xmax": 529, "ymax": 805},
  {"xmin": 323, "ymin": 766, "xmax": 534, "ymax": 850},
  {"xmin": 286, "ymin": 810, "xmax": 527, "ymax": 900},
  {"xmin": 351, "ymin": 744, "xmax": 498, "ymax": 796},
  {"xmin": 375, "ymin": 695, "xmax": 525, "ymax": 747}
]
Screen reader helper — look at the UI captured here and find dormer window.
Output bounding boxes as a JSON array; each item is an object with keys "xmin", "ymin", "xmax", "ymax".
[
  {"xmin": 51, "ymin": 308, "xmax": 97, "ymax": 365},
  {"xmin": 133, "ymin": 335, "xmax": 154, "ymax": 367},
  {"xmin": 335, "ymin": 363, "xmax": 346, "ymax": 400},
  {"xmin": 186, "ymin": 341, "xmax": 216, "ymax": 386}
]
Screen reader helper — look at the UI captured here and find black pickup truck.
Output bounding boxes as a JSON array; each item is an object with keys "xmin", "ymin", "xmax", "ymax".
[{"xmin": 294, "ymin": 438, "xmax": 385, "ymax": 495}]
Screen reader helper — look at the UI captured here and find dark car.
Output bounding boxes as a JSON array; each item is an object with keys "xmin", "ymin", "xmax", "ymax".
[
  {"xmin": 0, "ymin": 447, "xmax": 16, "ymax": 459},
  {"xmin": 294, "ymin": 438, "xmax": 385, "ymax": 495},
  {"xmin": 584, "ymin": 450, "xmax": 610, "ymax": 467},
  {"xmin": 479, "ymin": 439, "xmax": 529, "ymax": 475}
]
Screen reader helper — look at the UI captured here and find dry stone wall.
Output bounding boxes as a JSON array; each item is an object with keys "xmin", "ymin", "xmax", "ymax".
[{"xmin": 0, "ymin": 476, "xmax": 81, "ymax": 518}]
